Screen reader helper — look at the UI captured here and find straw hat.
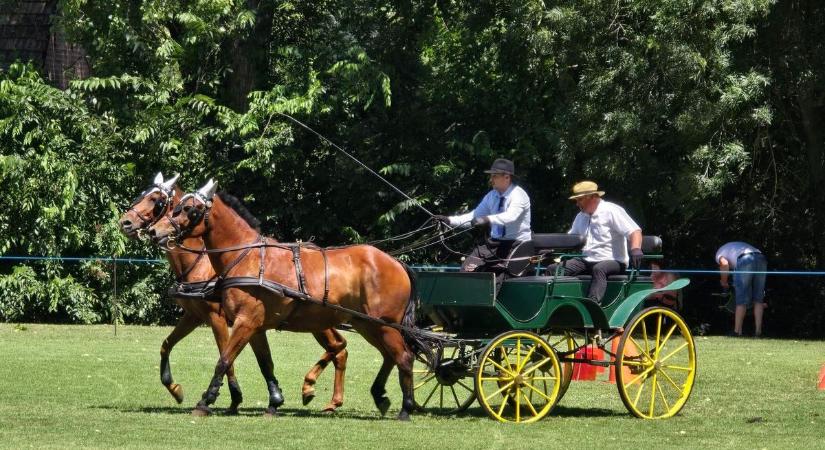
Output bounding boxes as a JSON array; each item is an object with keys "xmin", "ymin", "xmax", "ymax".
[{"xmin": 568, "ymin": 181, "xmax": 605, "ymax": 199}]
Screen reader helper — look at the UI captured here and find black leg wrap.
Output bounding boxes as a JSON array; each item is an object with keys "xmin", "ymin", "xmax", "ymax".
[
  {"xmin": 201, "ymin": 377, "xmax": 223, "ymax": 406},
  {"xmin": 160, "ymin": 357, "xmax": 173, "ymax": 385},
  {"xmin": 267, "ymin": 379, "xmax": 284, "ymax": 409},
  {"xmin": 227, "ymin": 379, "xmax": 243, "ymax": 409}
]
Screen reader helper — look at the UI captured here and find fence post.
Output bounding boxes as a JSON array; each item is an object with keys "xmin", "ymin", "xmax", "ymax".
[{"xmin": 112, "ymin": 256, "xmax": 118, "ymax": 337}]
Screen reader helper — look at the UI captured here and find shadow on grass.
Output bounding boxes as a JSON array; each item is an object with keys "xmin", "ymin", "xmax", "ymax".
[
  {"xmin": 92, "ymin": 405, "xmax": 390, "ymax": 421},
  {"xmin": 94, "ymin": 404, "xmax": 622, "ymax": 420}
]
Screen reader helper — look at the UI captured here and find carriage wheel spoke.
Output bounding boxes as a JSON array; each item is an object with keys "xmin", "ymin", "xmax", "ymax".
[
  {"xmin": 624, "ymin": 365, "xmax": 654, "ymax": 388},
  {"xmin": 522, "ymin": 357, "xmax": 551, "ymax": 376},
  {"xmin": 658, "ymin": 367, "xmax": 685, "ymax": 394},
  {"xmin": 663, "ymin": 364, "xmax": 693, "ymax": 372},
  {"xmin": 487, "ymin": 359, "xmax": 515, "ymax": 377},
  {"xmin": 656, "ymin": 377, "xmax": 671, "ymax": 412},
  {"xmin": 657, "ymin": 324, "xmax": 678, "ymax": 356},
  {"xmin": 659, "ymin": 342, "xmax": 689, "ymax": 363},
  {"xmin": 519, "ymin": 389, "xmax": 539, "ymax": 417},
  {"xmin": 517, "ymin": 343, "xmax": 538, "ymax": 372},
  {"xmin": 516, "ymin": 338, "xmax": 522, "ymax": 374},
  {"xmin": 632, "ymin": 378, "xmax": 645, "ymax": 408},
  {"xmin": 449, "ymin": 385, "xmax": 460, "ymax": 407},
  {"xmin": 642, "ymin": 320, "xmax": 650, "ymax": 356},
  {"xmin": 654, "ymin": 314, "xmax": 663, "ymax": 358},
  {"xmin": 628, "ymin": 336, "xmax": 654, "ymax": 361},
  {"xmin": 422, "ymin": 379, "xmax": 440, "ymax": 407},
  {"xmin": 496, "ymin": 388, "xmax": 511, "ymax": 417},
  {"xmin": 484, "ymin": 380, "xmax": 515, "ymax": 403},
  {"xmin": 648, "ymin": 373, "xmax": 658, "ymax": 417},
  {"xmin": 414, "ymin": 373, "xmax": 436, "ymax": 390},
  {"xmin": 457, "ymin": 379, "xmax": 474, "ymax": 394},
  {"xmin": 522, "ymin": 380, "xmax": 552, "ymax": 402},
  {"xmin": 439, "ymin": 381, "xmax": 444, "ymax": 407}
]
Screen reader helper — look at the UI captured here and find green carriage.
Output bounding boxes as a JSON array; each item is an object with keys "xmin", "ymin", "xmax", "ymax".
[{"xmin": 413, "ymin": 234, "xmax": 696, "ymax": 423}]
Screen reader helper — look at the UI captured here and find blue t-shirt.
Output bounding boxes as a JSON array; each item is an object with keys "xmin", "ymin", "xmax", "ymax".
[{"xmin": 715, "ymin": 242, "xmax": 761, "ymax": 270}]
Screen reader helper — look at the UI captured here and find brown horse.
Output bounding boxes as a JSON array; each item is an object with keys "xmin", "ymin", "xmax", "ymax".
[
  {"xmin": 147, "ymin": 180, "xmax": 421, "ymax": 420},
  {"xmin": 119, "ymin": 173, "xmax": 347, "ymax": 414}
]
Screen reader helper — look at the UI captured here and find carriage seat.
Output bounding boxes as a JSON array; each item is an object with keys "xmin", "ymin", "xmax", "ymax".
[
  {"xmin": 502, "ymin": 275, "xmax": 581, "ymax": 284},
  {"xmin": 532, "ymin": 233, "xmax": 585, "ymax": 256},
  {"xmin": 575, "ymin": 274, "xmax": 653, "ymax": 282}
]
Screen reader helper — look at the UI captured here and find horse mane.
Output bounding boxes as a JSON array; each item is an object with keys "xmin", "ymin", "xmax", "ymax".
[{"xmin": 216, "ymin": 192, "xmax": 261, "ymax": 232}]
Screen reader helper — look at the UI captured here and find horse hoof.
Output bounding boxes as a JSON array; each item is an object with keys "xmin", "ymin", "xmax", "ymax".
[
  {"xmin": 376, "ymin": 397, "xmax": 391, "ymax": 416},
  {"xmin": 397, "ymin": 411, "xmax": 411, "ymax": 421},
  {"xmin": 321, "ymin": 403, "xmax": 339, "ymax": 413},
  {"xmin": 302, "ymin": 390, "xmax": 315, "ymax": 406},
  {"xmin": 263, "ymin": 407, "xmax": 279, "ymax": 418},
  {"xmin": 192, "ymin": 406, "xmax": 211, "ymax": 417},
  {"xmin": 224, "ymin": 407, "xmax": 239, "ymax": 416},
  {"xmin": 167, "ymin": 384, "xmax": 184, "ymax": 404}
]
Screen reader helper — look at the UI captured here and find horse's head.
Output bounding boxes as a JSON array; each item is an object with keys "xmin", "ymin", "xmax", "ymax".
[
  {"xmin": 119, "ymin": 172, "xmax": 180, "ymax": 239},
  {"xmin": 148, "ymin": 179, "xmax": 218, "ymax": 247}
]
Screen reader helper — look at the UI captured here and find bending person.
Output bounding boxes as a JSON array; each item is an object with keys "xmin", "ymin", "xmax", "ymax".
[
  {"xmin": 434, "ymin": 158, "xmax": 532, "ymax": 284},
  {"xmin": 547, "ymin": 181, "xmax": 643, "ymax": 305}
]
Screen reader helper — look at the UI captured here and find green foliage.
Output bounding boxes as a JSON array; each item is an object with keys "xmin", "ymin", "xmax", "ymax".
[{"xmin": 2, "ymin": 0, "xmax": 824, "ymax": 335}]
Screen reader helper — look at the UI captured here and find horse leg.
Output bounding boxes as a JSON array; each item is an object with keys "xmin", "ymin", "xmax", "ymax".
[
  {"xmin": 206, "ymin": 311, "xmax": 243, "ymax": 415},
  {"xmin": 354, "ymin": 324, "xmax": 395, "ymax": 416},
  {"xmin": 247, "ymin": 331, "xmax": 285, "ymax": 416},
  {"xmin": 379, "ymin": 326, "xmax": 416, "ymax": 421},
  {"xmin": 160, "ymin": 311, "xmax": 202, "ymax": 403},
  {"xmin": 302, "ymin": 329, "xmax": 348, "ymax": 412},
  {"xmin": 193, "ymin": 320, "xmax": 257, "ymax": 417}
]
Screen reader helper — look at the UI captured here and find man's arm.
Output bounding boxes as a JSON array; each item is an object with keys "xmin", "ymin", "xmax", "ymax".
[
  {"xmin": 628, "ymin": 229, "xmax": 642, "ymax": 250},
  {"xmin": 448, "ymin": 193, "xmax": 492, "ymax": 227},
  {"xmin": 719, "ymin": 256, "xmax": 730, "ymax": 288}
]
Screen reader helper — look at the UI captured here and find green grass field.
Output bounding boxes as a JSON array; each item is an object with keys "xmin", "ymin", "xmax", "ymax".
[{"xmin": 1, "ymin": 324, "xmax": 824, "ymax": 449}]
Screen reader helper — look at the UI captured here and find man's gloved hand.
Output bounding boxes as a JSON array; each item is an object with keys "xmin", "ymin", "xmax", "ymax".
[
  {"xmin": 471, "ymin": 216, "xmax": 490, "ymax": 228},
  {"xmin": 432, "ymin": 215, "xmax": 450, "ymax": 225},
  {"xmin": 629, "ymin": 248, "xmax": 644, "ymax": 269}
]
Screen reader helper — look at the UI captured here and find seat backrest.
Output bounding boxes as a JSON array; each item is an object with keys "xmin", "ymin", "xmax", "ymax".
[
  {"xmin": 640, "ymin": 235, "xmax": 663, "ymax": 253},
  {"xmin": 532, "ymin": 233, "xmax": 585, "ymax": 252},
  {"xmin": 532, "ymin": 233, "xmax": 662, "ymax": 253}
]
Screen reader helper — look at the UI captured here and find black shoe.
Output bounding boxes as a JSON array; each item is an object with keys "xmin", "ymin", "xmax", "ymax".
[{"xmin": 726, "ymin": 330, "xmax": 743, "ymax": 337}]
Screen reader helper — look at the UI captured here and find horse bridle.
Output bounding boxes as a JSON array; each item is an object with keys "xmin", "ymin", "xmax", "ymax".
[
  {"xmin": 165, "ymin": 192, "xmax": 212, "ymax": 247},
  {"xmin": 128, "ymin": 184, "xmax": 176, "ymax": 235}
]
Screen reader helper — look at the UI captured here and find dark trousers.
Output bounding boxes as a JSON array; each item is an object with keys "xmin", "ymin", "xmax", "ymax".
[
  {"xmin": 546, "ymin": 257, "xmax": 625, "ymax": 304},
  {"xmin": 461, "ymin": 239, "xmax": 517, "ymax": 287}
]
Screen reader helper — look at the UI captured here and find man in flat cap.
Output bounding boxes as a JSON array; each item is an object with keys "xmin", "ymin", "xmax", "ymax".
[
  {"xmin": 434, "ymin": 158, "xmax": 532, "ymax": 281},
  {"xmin": 547, "ymin": 181, "xmax": 643, "ymax": 305}
]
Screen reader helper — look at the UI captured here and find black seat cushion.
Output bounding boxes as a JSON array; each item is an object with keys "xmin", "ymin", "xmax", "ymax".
[
  {"xmin": 532, "ymin": 233, "xmax": 585, "ymax": 252},
  {"xmin": 575, "ymin": 274, "xmax": 652, "ymax": 282},
  {"xmin": 503, "ymin": 275, "xmax": 581, "ymax": 284}
]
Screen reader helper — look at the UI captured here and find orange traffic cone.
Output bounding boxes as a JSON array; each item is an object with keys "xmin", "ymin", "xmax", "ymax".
[
  {"xmin": 608, "ymin": 338, "xmax": 638, "ymax": 384},
  {"xmin": 571, "ymin": 344, "xmax": 605, "ymax": 381},
  {"xmin": 817, "ymin": 364, "xmax": 825, "ymax": 391}
]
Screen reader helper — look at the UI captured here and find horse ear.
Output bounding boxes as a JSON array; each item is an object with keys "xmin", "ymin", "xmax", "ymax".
[
  {"xmin": 161, "ymin": 173, "xmax": 180, "ymax": 190},
  {"xmin": 153, "ymin": 172, "xmax": 164, "ymax": 185},
  {"xmin": 197, "ymin": 179, "xmax": 218, "ymax": 201}
]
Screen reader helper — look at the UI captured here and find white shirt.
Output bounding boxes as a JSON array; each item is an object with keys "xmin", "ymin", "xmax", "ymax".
[
  {"xmin": 568, "ymin": 199, "xmax": 641, "ymax": 264},
  {"xmin": 448, "ymin": 184, "xmax": 532, "ymax": 241}
]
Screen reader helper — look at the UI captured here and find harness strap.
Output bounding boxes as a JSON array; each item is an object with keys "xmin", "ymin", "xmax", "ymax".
[
  {"xmin": 176, "ymin": 247, "xmax": 206, "ymax": 282},
  {"xmin": 217, "ymin": 235, "xmax": 260, "ymax": 282},
  {"xmin": 321, "ymin": 247, "xmax": 329, "ymax": 303},
  {"xmin": 292, "ymin": 245, "xmax": 308, "ymax": 295}
]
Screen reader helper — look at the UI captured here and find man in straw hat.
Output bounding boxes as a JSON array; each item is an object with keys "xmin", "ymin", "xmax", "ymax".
[
  {"xmin": 546, "ymin": 180, "xmax": 643, "ymax": 305},
  {"xmin": 433, "ymin": 158, "xmax": 532, "ymax": 281}
]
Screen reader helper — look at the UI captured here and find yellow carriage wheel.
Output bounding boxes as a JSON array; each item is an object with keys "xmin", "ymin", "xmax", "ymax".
[
  {"xmin": 616, "ymin": 307, "xmax": 697, "ymax": 419},
  {"xmin": 413, "ymin": 347, "xmax": 476, "ymax": 413},
  {"xmin": 475, "ymin": 331, "xmax": 562, "ymax": 423},
  {"xmin": 544, "ymin": 331, "xmax": 575, "ymax": 403}
]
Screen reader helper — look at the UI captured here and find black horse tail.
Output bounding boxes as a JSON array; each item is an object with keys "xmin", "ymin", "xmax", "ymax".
[{"xmin": 399, "ymin": 262, "xmax": 434, "ymax": 362}]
